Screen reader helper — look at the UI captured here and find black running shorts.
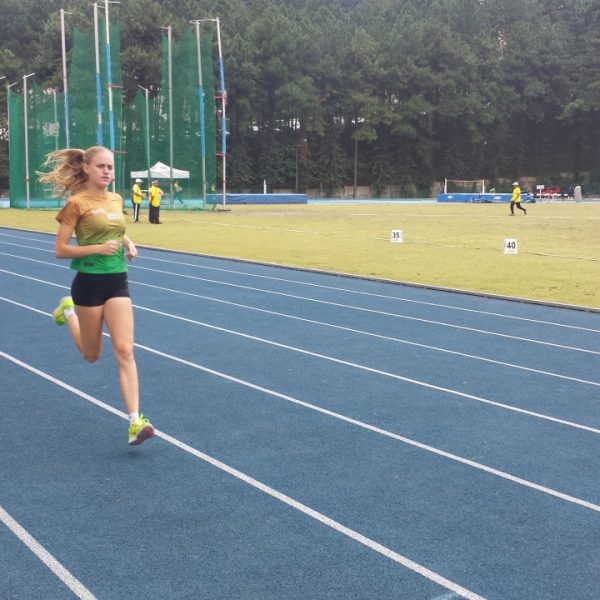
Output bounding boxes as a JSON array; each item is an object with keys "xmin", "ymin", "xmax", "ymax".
[{"xmin": 71, "ymin": 272, "xmax": 130, "ymax": 307}]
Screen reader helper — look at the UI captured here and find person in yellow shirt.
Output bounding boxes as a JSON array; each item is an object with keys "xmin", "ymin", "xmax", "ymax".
[
  {"xmin": 173, "ymin": 180, "xmax": 184, "ymax": 205},
  {"xmin": 510, "ymin": 181, "xmax": 527, "ymax": 216},
  {"xmin": 131, "ymin": 178, "xmax": 144, "ymax": 223},
  {"xmin": 148, "ymin": 179, "xmax": 163, "ymax": 224}
]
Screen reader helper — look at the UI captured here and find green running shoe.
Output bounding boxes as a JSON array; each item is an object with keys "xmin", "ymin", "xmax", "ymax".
[
  {"xmin": 128, "ymin": 415, "xmax": 155, "ymax": 446},
  {"xmin": 53, "ymin": 296, "xmax": 75, "ymax": 326}
]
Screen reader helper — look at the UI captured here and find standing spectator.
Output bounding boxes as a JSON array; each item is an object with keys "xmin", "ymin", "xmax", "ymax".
[
  {"xmin": 39, "ymin": 145, "xmax": 155, "ymax": 446},
  {"xmin": 148, "ymin": 179, "xmax": 163, "ymax": 224},
  {"xmin": 131, "ymin": 178, "xmax": 144, "ymax": 223},
  {"xmin": 510, "ymin": 181, "xmax": 527, "ymax": 216}
]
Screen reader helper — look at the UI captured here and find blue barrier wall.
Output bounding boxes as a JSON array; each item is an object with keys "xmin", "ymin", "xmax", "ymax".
[
  {"xmin": 437, "ymin": 193, "xmax": 512, "ymax": 203},
  {"xmin": 210, "ymin": 193, "xmax": 307, "ymax": 205}
]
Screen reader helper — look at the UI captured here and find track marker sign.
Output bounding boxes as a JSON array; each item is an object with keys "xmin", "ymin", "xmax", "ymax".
[
  {"xmin": 390, "ymin": 230, "xmax": 403, "ymax": 243},
  {"xmin": 504, "ymin": 238, "xmax": 518, "ymax": 254}
]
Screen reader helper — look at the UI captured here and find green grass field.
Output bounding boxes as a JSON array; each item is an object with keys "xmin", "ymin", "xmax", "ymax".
[{"xmin": 2, "ymin": 202, "xmax": 599, "ymax": 309}]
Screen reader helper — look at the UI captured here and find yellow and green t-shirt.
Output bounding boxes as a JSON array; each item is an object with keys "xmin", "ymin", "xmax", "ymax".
[{"xmin": 55, "ymin": 191, "xmax": 127, "ymax": 274}]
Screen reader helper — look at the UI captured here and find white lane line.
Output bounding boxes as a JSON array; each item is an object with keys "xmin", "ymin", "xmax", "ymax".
[
  {"xmin": 131, "ymin": 280, "xmax": 600, "ymax": 388},
  {"xmin": 2, "ymin": 266, "xmax": 598, "ymax": 386},
  {"xmin": 0, "ymin": 505, "xmax": 97, "ymax": 600},
  {"xmin": 1, "ymin": 293, "xmax": 599, "ymax": 436},
  {"xmin": 2, "ymin": 258, "xmax": 598, "ymax": 387},
  {"xmin": 132, "ymin": 342, "xmax": 600, "ymax": 512},
  {"xmin": 133, "ymin": 303, "xmax": 600, "ymax": 435},
  {"xmin": 1, "ymin": 258, "xmax": 599, "ymax": 360},
  {"xmin": 1, "ymin": 242, "xmax": 599, "ymax": 335},
  {"xmin": 132, "ymin": 253, "xmax": 600, "ymax": 333},
  {"xmin": 0, "ymin": 351, "xmax": 486, "ymax": 600},
  {"xmin": 130, "ymin": 264, "xmax": 600, "ymax": 355},
  {"xmin": 3, "ymin": 318, "xmax": 600, "ymax": 513}
]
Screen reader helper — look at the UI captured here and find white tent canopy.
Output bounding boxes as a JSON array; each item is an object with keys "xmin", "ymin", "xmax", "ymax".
[{"xmin": 130, "ymin": 161, "xmax": 189, "ymax": 180}]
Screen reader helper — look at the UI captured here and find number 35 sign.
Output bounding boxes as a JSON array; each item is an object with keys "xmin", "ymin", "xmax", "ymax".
[{"xmin": 390, "ymin": 230, "xmax": 403, "ymax": 243}]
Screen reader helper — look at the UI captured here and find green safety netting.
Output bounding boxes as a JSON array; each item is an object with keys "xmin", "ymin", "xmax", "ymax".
[
  {"xmin": 124, "ymin": 28, "xmax": 216, "ymax": 208},
  {"xmin": 9, "ymin": 22, "xmax": 217, "ymax": 209},
  {"xmin": 8, "ymin": 82, "xmax": 67, "ymax": 207}
]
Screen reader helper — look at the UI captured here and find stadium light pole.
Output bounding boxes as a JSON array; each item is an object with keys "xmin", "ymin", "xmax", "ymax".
[
  {"xmin": 137, "ymin": 84, "xmax": 151, "ymax": 191},
  {"xmin": 60, "ymin": 9, "xmax": 73, "ymax": 147},
  {"xmin": 93, "ymin": 3, "xmax": 104, "ymax": 146},
  {"xmin": 23, "ymin": 72, "xmax": 36, "ymax": 210},
  {"xmin": 190, "ymin": 19, "xmax": 207, "ymax": 206},
  {"xmin": 161, "ymin": 25, "xmax": 174, "ymax": 204}
]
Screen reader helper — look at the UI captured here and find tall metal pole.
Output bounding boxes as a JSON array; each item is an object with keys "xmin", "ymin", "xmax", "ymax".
[
  {"xmin": 160, "ymin": 26, "xmax": 174, "ymax": 203},
  {"xmin": 23, "ymin": 73, "xmax": 36, "ymax": 210},
  {"xmin": 104, "ymin": 0, "xmax": 115, "ymax": 153},
  {"xmin": 52, "ymin": 89, "xmax": 59, "ymax": 150},
  {"xmin": 190, "ymin": 20, "xmax": 207, "ymax": 206},
  {"xmin": 6, "ymin": 81, "xmax": 17, "ymax": 206},
  {"xmin": 138, "ymin": 85, "xmax": 151, "ymax": 191},
  {"xmin": 93, "ymin": 3, "xmax": 104, "ymax": 146},
  {"xmin": 198, "ymin": 17, "xmax": 227, "ymax": 208},
  {"xmin": 5, "ymin": 81, "xmax": 17, "ymax": 139},
  {"xmin": 215, "ymin": 17, "xmax": 227, "ymax": 208},
  {"xmin": 103, "ymin": 1, "xmax": 120, "ymax": 193},
  {"xmin": 60, "ymin": 10, "xmax": 72, "ymax": 147}
]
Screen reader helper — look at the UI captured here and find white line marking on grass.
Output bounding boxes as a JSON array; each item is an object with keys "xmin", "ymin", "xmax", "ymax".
[
  {"xmin": 0, "ymin": 504, "xmax": 97, "ymax": 600},
  {"xmin": 533, "ymin": 251, "xmax": 600, "ymax": 263},
  {"xmin": 0, "ymin": 351, "xmax": 486, "ymax": 600}
]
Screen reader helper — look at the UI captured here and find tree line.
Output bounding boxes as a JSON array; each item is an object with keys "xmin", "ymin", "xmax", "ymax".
[{"xmin": 0, "ymin": 0, "xmax": 599, "ymax": 196}]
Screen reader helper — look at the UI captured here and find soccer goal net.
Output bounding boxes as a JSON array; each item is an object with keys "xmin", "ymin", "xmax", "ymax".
[{"xmin": 444, "ymin": 179, "xmax": 486, "ymax": 194}]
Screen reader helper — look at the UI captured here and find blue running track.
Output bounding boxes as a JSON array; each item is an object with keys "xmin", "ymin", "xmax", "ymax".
[{"xmin": 1, "ymin": 227, "xmax": 599, "ymax": 599}]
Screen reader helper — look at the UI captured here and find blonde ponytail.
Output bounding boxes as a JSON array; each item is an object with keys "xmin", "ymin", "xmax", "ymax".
[{"xmin": 38, "ymin": 146, "xmax": 110, "ymax": 197}]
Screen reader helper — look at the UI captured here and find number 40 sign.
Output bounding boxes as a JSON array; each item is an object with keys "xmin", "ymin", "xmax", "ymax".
[{"xmin": 504, "ymin": 238, "xmax": 518, "ymax": 254}]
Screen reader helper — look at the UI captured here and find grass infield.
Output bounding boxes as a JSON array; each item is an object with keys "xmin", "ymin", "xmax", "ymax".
[{"xmin": 2, "ymin": 202, "xmax": 599, "ymax": 309}]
